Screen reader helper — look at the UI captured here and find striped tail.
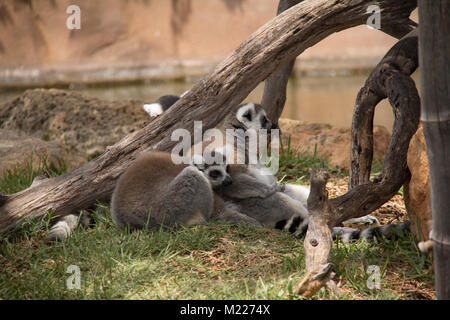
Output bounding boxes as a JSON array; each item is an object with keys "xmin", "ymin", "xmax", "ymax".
[
  {"xmin": 331, "ymin": 221, "xmax": 411, "ymax": 243},
  {"xmin": 275, "ymin": 216, "xmax": 411, "ymax": 243},
  {"xmin": 274, "ymin": 214, "xmax": 309, "ymax": 237}
]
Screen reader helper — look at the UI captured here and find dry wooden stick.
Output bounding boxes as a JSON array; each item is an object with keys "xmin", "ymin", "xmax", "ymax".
[{"xmin": 296, "ymin": 169, "xmax": 339, "ymax": 297}]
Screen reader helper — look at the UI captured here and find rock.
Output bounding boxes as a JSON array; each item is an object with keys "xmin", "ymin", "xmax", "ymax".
[
  {"xmin": 0, "ymin": 129, "xmax": 85, "ymax": 176},
  {"xmin": 404, "ymin": 125, "xmax": 432, "ymax": 241},
  {"xmin": 278, "ymin": 118, "xmax": 391, "ymax": 170},
  {"xmin": 0, "ymin": 89, "xmax": 149, "ymax": 159}
]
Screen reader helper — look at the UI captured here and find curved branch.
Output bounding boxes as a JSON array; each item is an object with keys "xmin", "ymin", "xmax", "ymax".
[
  {"xmin": 261, "ymin": 1, "xmax": 417, "ymax": 124},
  {"xmin": 350, "ymin": 30, "xmax": 419, "ymax": 187},
  {"xmin": 261, "ymin": 0, "xmax": 300, "ymax": 122},
  {"xmin": 336, "ymin": 29, "xmax": 420, "ymax": 225}
]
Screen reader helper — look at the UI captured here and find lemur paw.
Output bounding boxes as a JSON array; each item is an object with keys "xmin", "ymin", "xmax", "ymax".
[{"xmin": 343, "ymin": 215, "xmax": 380, "ymax": 226}]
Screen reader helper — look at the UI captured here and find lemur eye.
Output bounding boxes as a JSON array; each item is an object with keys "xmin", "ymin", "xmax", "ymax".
[
  {"xmin": 243, "ymin": 111, "xmax": 252, "ymax": 121},
  {"xmin": 209, "ymin": 170, "xmax": 221, "ymax": 179}
]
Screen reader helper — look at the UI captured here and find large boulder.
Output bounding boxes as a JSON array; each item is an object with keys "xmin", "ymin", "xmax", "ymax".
[
  {"xmin": 404, "ymin": 126, "xmax": 432, "ymax": 241},
  {"xmin": 278, "ymin": 118, "xmax": 391, "ymax": 170}
]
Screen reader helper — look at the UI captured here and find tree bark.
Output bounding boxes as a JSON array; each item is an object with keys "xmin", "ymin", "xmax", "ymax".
[
  {"xmin": 350, "ymin": 30, "xmax": 419, "ymax": 189},
  {"xmin": 297, "ymin": 28, "xmax": 421, "ymax": 296},
  {"xmin": 261, "ymin": 0, "xmax": 417, "ymax": 124},
  {"xmin": 341, "ymin": 29, "xmax": 420, "ymax": 225},
  {"xmin": 261, "ymin": 0, "xmax": 301, "ymax": 123},
  {"xmin": 296, "ymin": 169, "xmax": 336, "ymax": 297},
  {"xmin": 0, "ymin": 0, "xmax": 418, "ymax": 233},
  {"xmin": 418, "ymin": 0, "xmax": 450, "ymax": 300}
]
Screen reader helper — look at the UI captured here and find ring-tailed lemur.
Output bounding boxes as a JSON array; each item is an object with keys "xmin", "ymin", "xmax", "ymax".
[
  {"xmin": 186, "ymin": 102, "xmax": 409, "ymax": 241},
  {"xmin": 110, "ymin": 151, "xmax": 231, "ymax": 230}
]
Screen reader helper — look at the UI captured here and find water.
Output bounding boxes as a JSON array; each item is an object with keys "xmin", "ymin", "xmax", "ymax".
[{"xmin": 0, "ymin": 72, "xmax": 419, "ymax": 131}]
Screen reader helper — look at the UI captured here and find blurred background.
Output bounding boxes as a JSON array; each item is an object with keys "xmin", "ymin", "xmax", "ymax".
[{"xmin": 0, "ymin": 0, "xmax": 419, "ymax": 130}]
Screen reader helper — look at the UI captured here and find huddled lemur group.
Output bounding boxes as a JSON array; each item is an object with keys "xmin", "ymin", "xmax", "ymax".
[{"xmin": 46, "ymin": 93, "xmax": 410, "ymax": 243}]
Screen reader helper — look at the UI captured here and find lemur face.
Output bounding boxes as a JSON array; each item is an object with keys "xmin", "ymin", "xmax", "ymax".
[
  {"xmin": 236, "ymin": 103, "xmax": 277, "ymax": 131},
  {"xmin": 190, "ymin": 151, "xmax": 232, "ymax": 189}
]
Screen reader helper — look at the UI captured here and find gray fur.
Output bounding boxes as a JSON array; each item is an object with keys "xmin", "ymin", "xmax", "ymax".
[
  {"xmin": 46, "ymin": 214, "xmax": 79, "ymax": 242},
  {"xmin": 213, "ymin": 163, "xmax": 309, "ymax": 235},
  {"xmin": 110, "ymin": 151, "xmax": 230, "ymax": 231},
  {"xmin": 202, "ymin": 103, "xmax": 407, "ymax": 241},
  {"xmin": 190, "ymin": 103, "xmax": 310, "ymax": 233},
  {"xmin": 212, "ymin": 201, "xmax": 263, "ymax": 226},
  {"xmin": 45, "ymin": 209, "xmax": 97, "ymax": 243}
]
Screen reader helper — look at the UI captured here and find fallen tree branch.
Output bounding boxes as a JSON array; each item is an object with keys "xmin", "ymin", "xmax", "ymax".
[
  {"xmin": 0, "ymin": 0, "xmax": 417, "ymax": 232},
  {"xmin": 296, "ymin": 169, "xmax": 338, "ymax": 297}
]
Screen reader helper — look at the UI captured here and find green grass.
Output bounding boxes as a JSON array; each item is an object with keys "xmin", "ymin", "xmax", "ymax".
[
  {"xmin": 0, "ymin": 212, "xmax": 433, "ymax": 299},
  {"xmin": 276, "ymin": 136, "xmax": 347, "ymax": 184},
  {"xmin": 0, "ymin": 152, "xmax": 434, "ymax": 300},
  {"xmin": 0, "ymin": 153, "xmax": 68, "ymax": 194}
]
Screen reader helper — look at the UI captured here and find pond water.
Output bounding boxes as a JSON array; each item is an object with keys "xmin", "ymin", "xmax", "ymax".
[{"xmin": 0, "ymin": 72, "xmax": 419, "ymax": 132}]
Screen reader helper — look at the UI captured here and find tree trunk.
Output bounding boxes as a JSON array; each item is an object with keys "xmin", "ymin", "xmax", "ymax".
[
  {"xmin": 297, "ymin": 28, "xmax": 421, "ymax": 297},
  {"xmin": 418, "ymin": 0, "xmax": 450, "ymax": 300},
  {"xmin": 261, "ymin": 0, "xmax": 417, "ymax": 124},
  {"xmin": 261, "ymin": 0, "xmax": 301, "ymax": 123},
  {"xmin": 0, "ymin": 0, "xmax": 417, "ymax": 233}
]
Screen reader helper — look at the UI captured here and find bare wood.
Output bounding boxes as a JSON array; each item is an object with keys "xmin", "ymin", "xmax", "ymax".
[
  {"xmin": 261, "ymin": 0, "xmax": 417, "ymax": 124},
  {"xmin": 261, "ymin": 0, "xmax": 300, "ymax": 123},
  {"xmin": 297, "ymin": 169, "xmax": 336, "ymax": 297},
  {"xmin": 298, "ymin": 29, "xmax": 421, "ymax": 297},
  {"xmin": 0, "ymin": 0, "xmax": 417, "ymax": 233},
  {"xmin": 350, "ymin": 29, "xmax": 419, "ymax": 188},
  {"xmin": 341, "ymin": 29, "xmax": 420, "ymax": 225},
  {"xmin": 418, "ymin": 0, "xmax": 450, "ymax": 300}
]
